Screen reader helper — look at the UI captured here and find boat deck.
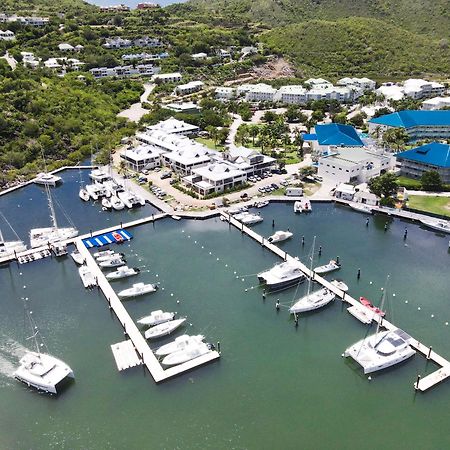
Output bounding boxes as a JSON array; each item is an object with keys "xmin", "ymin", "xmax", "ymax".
[
  {"xmin": 111, "ymin": 340, "xmax": 143, "ymax": 371},
  {"xmin": 223, "ymin": 212, "xmax": 450, "ymax": 392}
]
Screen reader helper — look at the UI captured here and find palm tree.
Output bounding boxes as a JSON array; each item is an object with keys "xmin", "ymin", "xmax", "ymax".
[{"xmin": 249, "ymin": 125, "xmax": 259, "ymax": 147}]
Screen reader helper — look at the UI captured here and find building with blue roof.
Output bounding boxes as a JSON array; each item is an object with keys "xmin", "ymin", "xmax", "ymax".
[
  {"xmin": 396, "ymin": 142, "xmax": 450, "ymax": 183},
  {"xmin": 369, "ymin": 110, "xmax": 450, "ymax": 140},
  {"xmin": 315, "ymin": 123, "xmax": 364, "ymax": 147}
]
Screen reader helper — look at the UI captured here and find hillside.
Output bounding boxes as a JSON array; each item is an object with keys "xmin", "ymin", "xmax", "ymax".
[
  {"xmin": 260, "ymin": 17, "xmax": 450, "ymax": 78},
  {"xmin": 0, "ymin": 0, "xmax": 96, "ymax": 15}
]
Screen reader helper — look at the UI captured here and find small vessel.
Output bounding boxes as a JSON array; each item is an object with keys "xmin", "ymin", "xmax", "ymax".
[
  {"xmin": 314, "ymin": 259, "xmax": 341, "ymax": 274},
  {"xmin": 79, "ymin": 188, "xmax": 90, "ymax": 201},
  {"xmin": 118, "ymin": 282, "xmax": 158, "ymax": 298},
  {"xmin": 111, "ymin": 196, "xmax": 125, "ymax": 211},
  {"xmin": 227, "ymin": 206, "xmax": 248, "ymax": 215},
  {"xmin": 118, "ymin": 191, "xmax": 145, "ymax": 208},
  {"xmin": 102, "ymin": 198, "xmax": 112, "ymax": 210},
  {"xmin": 234, "ymin": 212, "xmax": 263, "ymax": 226},
  {"xmin": 294, "ymin": 199, "xmax": 311, "ymax": 213},
  {"xmin": 33, "ymin": 172, "xmax": 62, "ymax": 187},
  {"xmin": 155, "ymin": 334, "xmax": 205, "ymax": 356},
  {"xmin": 86, "ymin": 183, "xmax": 111, "ymax": 200},
  {"xmin": 162, "ymin": 341, "xmax": 213, "ymax": 366},
  {"xmin": 96, "ymin": 251, "xmax": 124, "ymax": 262},
  {"xmin": 294, "ymin": 201, "xmax": 303, "ymax": 213},
  {"xmin": 70, "ymin": 249, "xmax": 84, "ymax": 265},
  {"xmin": 78, "ymin": 265, "xmax": 96, "ymax": 288},
  {"xmin": 330, "ymin": 279, "xmax": 349, "ymax": 292},
  {"xmin": 144, "ymin": 318, "xmax": 186, "ymax": 339},
  {"xmin": 254, "ymin": 200, "xmax": 269, "ymax": 208},
  {"xmin": 420, "ymin": 218, "xmax": 450, "ymax": 234},
  {"xmin": 89, "ymin": 168, "xmax": 111, "ymax": 183},
  {"xmin": 258, "ymin": 260, "xmax": 306, "ymax": 291},
  {"xmin": 106, "ymin": 265, "xmax": 140, "ymax": 280},
  {"xmin": 0, "ymin": 222, "xmax": 27, "ymax": 258},
  {"xmin": 137, "ymin": 310, "xmax": 175, "ymax": 326},
  {"xmin": 359, "ymin": 296, "xmax": 386, "ymax": 317},
  {"xmin": 99, "ymin": 256, "xmax": 126, "ymax": 268},
  {"xmin": 350, "ymin": 203, "xmax": 373, "ymax": 214},
  {"xmin": 268, "ymin": 230, "xmax": 293, "ymax": 243},
  {"xmin": 94, "ymin": 249, "xmax": 114, "ymax": 259}
]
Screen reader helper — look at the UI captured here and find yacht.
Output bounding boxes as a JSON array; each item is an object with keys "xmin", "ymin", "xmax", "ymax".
[
  {"xmin": 144, "ymin": 318, "xmax": 186, "ymax": 339},
  {"xmin": 118, "ymin": 191, "xmax": 145, "ymax": 208},
  {"xmin": 155, "ymin": 334, "xmax": 205, "ymax": 357},
  {"xmin": 254, "ymin": 200, "xmax": 269, "ymax": 208},
  {"xmin": 314, "ymin": 259, "xmax": 341, "ymax": 274},
  {"xmin": 350, "ymin": 203, "xmax": 373, "ymax": 214},
  {"xmin": 33, "ymin": 172, "xmax": 62, "ymax": 187},
  {"xmin": 95, "ymin": 251, "xmax": 124, "ymax": 262},
  {"xmin": 94, "ymin": 249, "xmax": 114, "ymax": 259},
  {"xmin": 78, "ymin": 265, "xmax": 96, "ymax": 288},
  {"xmin": 420, "ymin": 218, "xmax": 450, "ymax": 234},
  {"xmin": 85, "ymin": 183, "xmax": 111, "ymax": 200},
  {"xmin": 118, "ymin": 282, "xmax": 158, "ymax": 298},
  {"xmin": 102, "ymin": 198, "xmax": 112, "ymax": 210},
  {"xmin": 106, "ymin": 266, "xmax": 140, "ymax": 280},
  {"xmin": 137, "ymin": 310, "xmax": 175, "ymax": 326},
  {"xmin": 268, "ymin": 230, "xmax": 293, "ymax": 243},
  {"xmin": 111, "ymin": 196, "xmax": 125, "ymax": 211},
  {"xmin": 294, "ymin": 201, "xmax": 303, "ymax": 213},
  {"xmin": 103, "ymin": 179, "xmax": 124, "ymax": 196},
  {"xmin": 99, "ymin": 255, "xmax": 126, "ymax": 268},
  {"xmin": 258, "ymin": 261, "xmax": 306, "ymax": 291},
  {"xmin": 331, "ymin": 279, "xmax": 349, "ymax": 292},
  {"xmin": 79, "ymin": 188, "xmax": 90, "ymax": 202},
  {"xmin": 0, "ymin": 227, "xmax": 27, "ymax": 258},
  {"xmin": 70, "ymin": 249, "xmax": 84, "ymax": 265},
  {"xmin": 227, "ymin": 206, "xmax": 248, "ymax": 215},
  {"xmin": 161, "ymin": 341, "xmax": 213, "ymax": 366},
  {"xmin": 89, "ymin": 168, "xmax": 111, "ymax": 183},
  {"xmin": 234, "ymin": 212, "xmax": 263, "ymax": 226}
]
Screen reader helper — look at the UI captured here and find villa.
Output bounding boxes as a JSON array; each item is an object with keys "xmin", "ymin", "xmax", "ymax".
[
  {"xmin": 146, "ymin": 117, "xmax": 199, "ymax": 136},
  {"xmin": 376, "ymin": 79, "xmax": 445, "ymax": 101},
  {"xmin": 224, "ymin": 147, "xmax": 276, "ymax": 176},
  {"xmin": 163, "ymin": 146, "xmax": 213, "ymax": 176},
  {"xmin": 422, "ymin": 97, "xmax": 450, "ymax": 111},
  {"xmin": 89, "ymin": 64, "xmax": 160, "ymax": 79},
  {"xmin": 152, "ymin": 72, "xmax": 183, "ymax": 84},
  {"xmin": 0, "ymin": 30, "xmax": 15, "ymax": 40},
  {"xmin": 337, "ymin": 77, "xmax": 376, "ymax": 91},
  {"xmin": 175, "ymin": 81, "xmax": 204, "ymax": 96},
  {"xmin": 120, "ymin": 145, "xmax": 164, "ymax": 172},
  {"xmin": 215, "ymin": 87, "xmax": 236, "ymax": 100}
]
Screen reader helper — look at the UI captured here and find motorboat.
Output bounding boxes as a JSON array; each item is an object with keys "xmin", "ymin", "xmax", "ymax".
[
  {"xmin": 294, "ymin": 201, "xmax": 303, "ymax": 213},
  {"xmin": 294, "ymin": 199, "xmax": 311, "ymax": 213},
  {"xmin": 118, "ymin": 282, "xmax": 158, "ymax": 298},
  {"xmin": 102, "ymin": 198, "xmax": 112, "ymax": 210},
  {"xmin": 350, "ymin": 203, "xmax": 373, "ymax": 214},
  {"xmin": 234, "ymin": 212, "xmax": 263, "ymax": 226},
  {"xmin": 70, "ymin": 249, "xmax": 84, "ymax": 265},
  {"xmin": 420, "ymin": 218, "xmax": 450, "ymax": 234},
  {"xmin": 33, "ymin": 172, "xmax": 62, "ymax": 187},
  {"xmin": 89, "ymin": 168, "xmax": 111, "ymax": 183},
  {"xmin": 95, "ymin": 251, "xmax": 123, "ymax": 262},
  {"xmin": 137, "ymin": 310, "xmax": 175, "ymax": 326},
  {"xmin": 268, "ymin": 230, "xmax": 293, "ymax": 243},
  {"xmin": 78, "ymin": 265, "xmax": 96, "ymax": 288},
  {"xmin": 289, "ymin": 287, "xmax": 335, "ymax": 313},
  {"xmin": 331, "ymin": 279, "xmax": 349, "ymax": 292},
  {"xmin": 103, "ymin": 179, "xmax": 124, "ymax": 195},
  {"xmin": 161, "ymin": 341, "xmax": 213, "ymax": 366},
  {"xmin": 314, "ymin": 259, "xmax": 341, "ymax": 274},
  {"xmin": 359, "ymin": 296, "xmax": 386, "ymax": 317},
  {"xmin": 254, "ymin": 201, "xmax": 269, "ymax": 208},
  {"xmin": 0, "ymin": 228, "xmax": 27, "ymax": 258},
  {"xmin": 94, "ymin": 249, "xmax": 114, "ymax": 259},
  {"xmin": 227, "ymin": 206, "xmax": 248, "ymax": 215},
  {"xmin": 99, "ymin": 256, "xmax": 126, "ymax": 268},
  {"xmin": 344, "ymin": 328, "xmax": 416, "ymax": 374},
  {"xmin": 144, "ymin": 318, "xmax": 186, "ymax": 339},
  {"xmin": 106, "ymin": 265, "xmax": 140, "ymax": 280},
  {"xmin": 79, "ymin": 188, "xmax": 90, "ymax": 201},
  {"xmin": 258, "ymin": 261, "xmax": 306, "ymax": 291},
  {"xmin": 155, "ymin": 334, "xmax": 205, "ymax": 356},
  {"xmin": 110, "ymin": 196, "xmax": 125, "ymax": 211}
]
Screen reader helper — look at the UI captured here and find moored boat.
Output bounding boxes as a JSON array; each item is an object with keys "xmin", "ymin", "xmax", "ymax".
[
  {"xmin": 234, "ymin": 212, "xmax": 263, "ymax": 225},
  {"xmin": 137, "ymin": 310, "xmax": 175, "ymax": 326},
  {"xmin": 70, "ymin": 249, "xmax": 84, "ymax": 265},
  {"xmin": 155, "ymin": 334, "xmax": 205, "ymax": 356},
  {"xmin": 314, "ymin": 259, "xmax": 341, "ymax": 274},
  {"xmin": 330, "ymin": 279, "xmax": 349, "ymax": 292},
  {"xmin": 79, "ymin": 188, "xmax": 90, "ymax": 202},
  {"xmin": 258, "ymin": 260, "xmax": 305, "ymax": 291},
  {"xmin": 161, "ymin": 341, "xmax": 213, "ymax": 366},
  {"xmin": 99, "ymin": 256, "xmax": 126, "ymax": 268},
  {"xmin": 111, "ymin": 196, "xmax": 125, "ymax": 211},
  {"xmin": 268, "ymin": 230, "xmax": 293, "ymax": 243},
  {"xmin": 33, "ymin": 172, "xmax": 62, "ymax": 187},
  {"xmin": 359, "ymin": 296, "xmax": 386, "ymax": 317},
  {"xmin": 420, "ymin": 218, "xmax": 450, "ymax": 234},
  {"xmin": 118, "ymin": 282, "xmax": 158, "ymax": 298},
  {"xmin": 106, "ymin": 266, "xmax": 140, "ymax": 280},
  {"xmin": 349, "ymin": 203, "xmax": 373, "ymax": 214},
  {"xmin": 289, "ymin": 287, "xmax": 336, "ymax": 313},
  {"xmin": 144, "ymin": 318, "xmax": 186, "ymax": 339}
]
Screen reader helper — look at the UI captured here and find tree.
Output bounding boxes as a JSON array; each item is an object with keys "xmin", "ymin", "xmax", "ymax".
[
  {"xmin": 262, "ymin": 110, "xmax": 278, "ymax": 123},
  {"xmin": 248, "ymin": 125, "xmax": 259, "ymax": 146},
  {"xmin": 299, "ymin": 166, "xmax": 315, "ymax": 179},
  {"xmin": 421, "ymin": 171, "xmax": 443, "ymax": 192},
  {"xmin": 382, "ymin": 128, "xmax": 409, "ymax": 152},
  {"xmin": 368, "ymin": 172, "xmax": 398, "ymax": 199}
]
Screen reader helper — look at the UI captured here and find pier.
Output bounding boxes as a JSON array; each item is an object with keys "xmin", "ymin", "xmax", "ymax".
[{"xmin": 223, "ymin": 212, "xmax": 450, "ymax": 392}]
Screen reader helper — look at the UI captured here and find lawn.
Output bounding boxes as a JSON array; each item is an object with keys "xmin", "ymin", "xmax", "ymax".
[
  {"xmin": 195, "ymin": 137, "xmax": 225, "ymax": 151},
  {"xmin": 396, "ymin": 176, "xmax": 422, "ymax": 190},
  {"xmin": 407, "ymin": 195, "xmax": 450, "ymax": 217}
]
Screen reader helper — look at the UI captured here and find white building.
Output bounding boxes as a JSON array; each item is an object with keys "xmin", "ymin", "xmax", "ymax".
[
  {"xmin": 175, "ymin": 80, "xmax": 204, "ymax": 95},
  {"xmin": 146, "ymin": 117, "xmax": 199, "ymax": 136},
  {"xmin": 376, "ymin": 79, "xmax": 446, "ymax": 101},
  {"xmin": 215, "ymin": 87, "xmax": 235, "ymax": 100},
  {"xmin": 21, "ymin": 52, "xmax": 40, "ymax": 68},
  {"xmin": 191, "ymin": 52, "xmax": 208, "ymax": 60},
  {"xmin": 163, "ymin": 145, "xmax": 212, "ymax": 175},
  {"xmin": 152, "ymin": 72, "xmax": 182, "ymax": 84},
  {"xmin": 58, "ymin": 43, "xmax": 74, "ymax": 51},
  {"xmin": 243, "ymin": 83, "xmax": 277, "ymax": 102},
  {"xmin": 422, "ymin": 97, "xmax": 450, "ymax": 111},
  {"xmin": 120, "ymin": 144, "xmax": 164, "ymax": 171},
  {"xmin": 163, "ymin": 102, "xmax": 201, "ymax": 114},
  {"xmin": 90, "ymin": 64, "xmax": 160, "ymax": 79},
  {"xmin": 304, "ymin": 78, "xmax": 333, "ymax": 89},
  {"xmin": 0, "ymin": 30, "xmax": 15, "ymax": 40},
  {"xmin": 337, "ymin": 77, "xmax": 376, "ymax": 91},
  {"xmin": 225, "ymin": 147, "xmax": 276, "ymax": 175}
]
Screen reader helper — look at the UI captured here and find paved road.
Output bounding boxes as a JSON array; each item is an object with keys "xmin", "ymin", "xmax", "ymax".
[
  {"xmin": 117, "ymin": 83, "xmax": 155, "ymax": 123},
  {"xmin": 1, "ymin": 52, "xmax": 17, "ymax": 70}
]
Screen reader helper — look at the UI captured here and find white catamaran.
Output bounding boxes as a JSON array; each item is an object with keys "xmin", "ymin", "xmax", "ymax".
[{"xmin": 0, "ymin": 213, "xmax": 27, "ymax": 258}]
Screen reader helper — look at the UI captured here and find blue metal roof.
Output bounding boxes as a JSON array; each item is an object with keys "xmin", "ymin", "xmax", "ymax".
[
  {"xmin": 302, "ymin": 133, "xmax": 317, "ymax": 141},
  {"xmin": 83, "ymin": 229, "xmax": 133, "ymax": 248},
  {"xmin": 315, "ymin": 124, "xmax": 364, "ymax": 147},
  {"xmin": 369, "ymin": 110, "xmax": 450, "ymax": 128},
  {"xmin": 396, "ymin": 142, "xmax": 450, "ymax": 168}
]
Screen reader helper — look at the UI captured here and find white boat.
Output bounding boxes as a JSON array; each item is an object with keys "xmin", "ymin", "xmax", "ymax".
[
  {"xmin": 118, "ymin": 191, "xmax": 145, "ymax": 208},
  {"xmin": 94, "ymin": 249, "xmax": 114, "ymax": 258},
  {"xmin": 227, "ymin": 206, "xmax": 248, "ymax": 215},
  {"xmin": 294, "ymin": 199, "xmax": 311, "ymax": 213},
  {"xmin": 29, "ymin": 184, "xmax": 78, "ymax": 248},
  {"xmin": 314, "ymin": 259, "xmax": 341, "ymax": 274},
  {"xmin": 99, "ymin": 256, "xmax": 126, "ymax": 268},
  {"xmin": 78, "ymin": 265, "xmax": 96, "ymax": 288},
  {"xmin": 106, "ymin": 265, "xmax": 140, "ymax": 280},
  {"xmin": 420, "ymin": 218, "xmax": 450, "ymax": 234},
  {"xmin": 330, "ymin": 279, "xmax": 349, "ymax": 292},
  {"xmin": 258, "ymin": 260, "xmax": 306, "ymax": 291},
  {"xmin": 268, "ymin": 230, "xmax": 293, "ymax": 243},
  {"xmin": 103, "ymin": 179, "xmax": 124, "ymax": 195},
  {"xmin": 137, "ymin": 310, "xmax": 175, "ymax": 326},
  {"xmin": 162, "ymin": 341, "xmax": 212, "ymax": 366},
  {"xmin": 86, "ymin": 183, "xmax": 111, "ymax": 200},
  {"xmin": 144, "ymin": 318, "xmax": 186, "ymax": 339},
  {"xmin": 155, "ymin": 334, "xmax": 205, "ymax": 356},
  {"xmin": 14, "ymin": 309, "xmax": 74, "ymax": 394},
  {"xmin": 70, "ymin": 249, "xmax": 84, "ymax": 265},
  {"xmin": 118, "ymin": 282, "xmax": 158, "ymax": 298},
  {"xmin": 102, "ymin": 198, "xmax": 112, "ymax": 210},
  {"xmin": 89, "ymin": 168, "xmax": 111, "ymax": 183},
  {"xmin": 254, "ymin": 200, "xmax": 269, "ymax": 208},
  {"xmin": 111, "ymin": 196, "xmax": 125, "ymax": 211},
  {"xmin": 0, "ymin": 225, "xmax": 27, "ymax": 258},
  {"xmin": 79, "ymin": 188, "xmax": 90, "ymax": 201},
  {"xmin": 95, "ymin": 251, "xmax": 124, "ymax": 262},
  {"xmin": 33, "ymin": 172, "xmax": 62, "ymax": 187},
  {"xmin": 234, "ymin": 212, "xmax": 263, "ymax": 225},
  {"xmin": 294, "ymin": 201, "xmax": 303, "ymax": 213},
  {"xmin": 349, "ymin": 203, "xmax": 373, "ymax": 214}
]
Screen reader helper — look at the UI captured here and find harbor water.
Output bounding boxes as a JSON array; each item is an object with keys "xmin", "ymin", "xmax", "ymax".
[{"xmin": 0, "ymin": 197, "xmax": 449, "ymax": 449}]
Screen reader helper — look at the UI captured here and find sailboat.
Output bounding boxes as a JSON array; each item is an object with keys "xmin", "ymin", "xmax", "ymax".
[
  {"xmin": 78, "ymin": 168, "xmax": 90, "ymax": 201},
  {"xmin": 14, "ymin": 306, "xmax": 74, "ymax": 394},
  {"xmin": 343, "ymin": 276, "xmax": 416, "ymax": 374},
  {"xmin": 290, "ymin": 237, "xmax": 335, "ymax": 313},
  {"xmin": 29, "ymin": 184, "xmax": 78, "ymax": 248},
  {"xmin": 0, "ymin": 213, "xmax": 27, "ymax": 258}
]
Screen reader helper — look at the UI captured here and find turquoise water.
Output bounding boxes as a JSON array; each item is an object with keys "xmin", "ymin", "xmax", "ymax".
[{"xmin": 0, "ymin": 203, "xmax": 449, "ymax": 449}]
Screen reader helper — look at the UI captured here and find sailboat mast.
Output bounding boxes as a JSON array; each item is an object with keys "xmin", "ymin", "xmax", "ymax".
[
  {"xmin": 376, "ymin": 275, "xmax": 390, "ymax": 334},
  {"xmin": 307, "ymin": 236, "xmax": 316, "ymax": 296},
  {"xmin": 45, "ymin": 184, "xmax": 58, "ymax": 229}
]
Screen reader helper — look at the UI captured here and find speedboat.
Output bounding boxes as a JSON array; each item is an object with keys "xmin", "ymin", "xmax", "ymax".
[
  {"xmin": 350, "ymin": 203, "xmax": 373, "ymax": 214},
  {"xmin": 79, "ymin": 188, "xmax": 90, "ymax": 202},
  {"xmin": 359, "ymin": 296, "xmax": 386, "ymax": 317},
  {"xmin": 111, "ymin": 196, "xmax": 125, "ymax": 211},
  {"xmin": 96, "ymin": 251, "xmax": 123, "ymax": 262},
  {"xmin": 99, "ymin": 256, "xmax": 126, "ymax": 268},
  {"xmin": 78, "ymin": 265, "xmax": 96, "ymax": 288},
  {"xmin": 102, "ymin": 198, "xmax": 112, "ymax": 210},
  {"xmin": 155, "ymin": 334, "xmax": 205, "ymax": 356},
  {"xmin": 106, "ymin": 265, "xmax": 140, "ymax": 280},
  {"xmin": 254, "ymin": 201, "xmax": 269, "ymax": 208},
  {"xmin": 294, "ymin": 199, "xmax": 311, "ymax": 213},
  {"xmin": 30, "ymin": 226, "xmax": 78, "ymax": 248},
  {"xmin": 289, "ymin": 287, "xmax": 335, "ymax": 313},
  {"xmin": 227, "ymin": 206, "xmax": 248, "ymax": 215},
  {"xmin": 294, "ymin": 201, "xmax": 303, "ymax": 213},
  {"xmin": 161, "ymin": 341, "xmax": 213, "ymax": 366},
  {"xmin": 268, "ymin": 230, "xmax": 293, "ymax": 243},
  {"xmin": 14, "ymin": 352, "xmax": 74, "ymax": 394},
  {"xmin": 420, "ymin": 219, "xmax": 450, "ymax": 234},
  {"xmin": 314, "ymin": 260, "xmax": 341, "ymax": 274},
  {"xmin": 70, "ymin": 249, "xmax": 84, "ymax": 265},
  {"xmin": 258, "ymin": 261, "xmax": 306, "ymax": 291},
  {"xmin": 89, "ymin": 168, "xmax": 111, "ymax": 183},
  {"xmin": 344, "ymin": 328, "xmax": 415, "ymax": 374},
  {"xmin": 331, "ymin": 279, "xmax": 349, "ymax": 292},
  {"xmin": 234, "ymin": 212, "xmax": 263, "ymax": 226},
  {"xmin": 33, "ymin": 172, "xmax": 62, "ymax": 187},
  {"xmin": 103, "ymin": 179, "xmax": 124, "ymax": 195},
  {"xmin": 144, "ymin": 318, "xmax": 186, "ymax": 339},
  {"xmin": 94, "ymin": 249, "xmax": 114, "ymax": 259},
  {"xmin": 137, "ymin": 310, "xmax": 175, "ymax": 326},
  {"xmin": 118, "ymin": 282, "xmax": 158, "ymax": 298}
]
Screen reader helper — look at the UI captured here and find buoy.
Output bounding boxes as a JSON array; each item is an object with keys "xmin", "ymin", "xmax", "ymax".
[
  {"xmin": 176, "ymin": 300, "xmax": 180, "ymax": 304},
  {"xmin": 368, "ymin": 376, "xmax": 372, "ymax": 381},
  {"xmin": 194, "ymin": 241, "xmax": 197, "ymax": 244},
  {"xmin": 225, "ymin": 264, "xmax": 228, "ymax": 267},
  {"xmin": 341, "ymin": 353, "xmax": 345, "ymax": 357},
  {"xmin": 418, "ymin": 307, "xmax": 421, "ymax": 311},
  {"xmin": 201, "ymin": 246, "xmax": 204, "ymax": 249},
  {"xmin": 161, "ymin": 287, "xmax": 165, "ymax": 291},
  {"xmin": 431, "ymin": 314, "xmax": 434, "ymax": 318},
  {"xmin": 392, "ymin": 293, "xmax": 396, "ymax": 297},
  {"xmin": 209, "ymin": 252, "xmax": 212, "ymax": 255},
  {"xmin": 170, "ymin": 293, "xmax": 174, "ymax": 297},
  {"xmin": 245, "ymin": 289, "xmax": 248, "ymax": 292},
  {"xmin": 369, "ymin": 281, "xmax": 373, "ymax": 285},
  {"xmin": 156, "ymin": 274, "xmax": 159, "ymax": 277},
  {"xmin": 445, "ymin": 322, "xmax": 448, "ymax": 326},
  {"xmin": 216, "ymin": 258, "xmax": 220, "ymax": 261},
  {"xmin": 234, "ymin": 271, "xmax": 237, "ymax": 274},
  {"xmin": 241, "ymin": 278, "xmax": 245, "ymax": 282},
  {"xmin": 405, "ymin": 300, "xmax": 408, "ymax": 304}
]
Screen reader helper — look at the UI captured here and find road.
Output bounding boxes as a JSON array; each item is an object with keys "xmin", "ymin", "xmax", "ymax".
[
  {"xmin": 117, "ymin": 83, "xmax": 155, "ymax": 123},
  {"xmin": 1, "ymin": 52, "xmax": 17, "ymax": 70}
]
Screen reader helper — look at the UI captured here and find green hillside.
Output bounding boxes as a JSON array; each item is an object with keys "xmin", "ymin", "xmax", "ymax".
[{"xmin": 0, "ymin": 0, "xmax": 96, "ymax": 15}]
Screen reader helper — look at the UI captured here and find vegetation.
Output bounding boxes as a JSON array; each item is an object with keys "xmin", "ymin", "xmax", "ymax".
[
  {"xmin": 368, "ymin": 172, "xmax": 398, "ymax": 206},
  {"xmin": 407, "ymin": 195, "xmax": 450, "ymax": 218},
  {"xmin": 421, "ymin": 171, "xmax": 443, "ymax": 192}
]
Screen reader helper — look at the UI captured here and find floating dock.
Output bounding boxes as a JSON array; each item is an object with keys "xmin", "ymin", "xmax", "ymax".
[
  {"xmin": 82, "ymin": 228, "xmax": 133, "ymax": 248},
  {"xmin": 111, "ymin": 340, "xmax": 143, "ymax": 371},
  {"xmin": 223, "ymin": 212, "xmax": 450, "ymax": 392}
]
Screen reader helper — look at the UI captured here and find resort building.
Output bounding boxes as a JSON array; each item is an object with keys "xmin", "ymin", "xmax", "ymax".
[
  {"xmin": 395, "ymin": 142, "xmax": 450, "ymax": 183},
  {"xmin": 58, "ymin": 43, "xmax": 74, "ymax": 51},
  {"xmin": 242, "ymin": 83, "xmax": 277, "ymax": 102},
  {"xmin": 122, "ymin": 52, "xmax": 168, "ymax": 62},
  {"xmin": 89, "ymin": 64, "xmax": 160, "ymax": 79},
  {"xmin": 99, "ymin": 5, "xmax": 130, "ymax": 12},
  {"xmin": 120, "ymin": 145, "xmax": 164, "ymax": 171},
  {"xmin": 304, "ymin": 78, "xmax": 332, "ymax": 89},
  {"xmin": 137, "ymin": 2, "xmax": 160, "ymax": 9},
  {"xmin": 0, "ymin": 30, "xmax": 15, "ymax": 40},
  {"xmin": 422, "ymin": 97, "xmax": 450, "ymax": 111},
  {"xmin": 224, "ymin": 147, "xmax": 276, "ymax": 176},
  {"xmin": 376, "ymin": 79, "xmax": 446, "ymax": 101},
  {"xmin": 276, "ymin": 86, "xmax": 308, "ymax": 104},
  {"xmin": 163, "ymin": 102, "xmax": 201, "ymax": 114},
  {"xmin": 215, "ymin": 87, "xmax": 236, "ymax": 100},
  {"xmin": 152, "ymin": 72, "xmax": 183, "ymax": 84},
  {"xmin": 103, "ymin": 36, "xmax": 161, "ymax": 49},
  {"xmin": 368, "ymin": 110, "xmax": 450, "ymax": 140},
  {"xmin": 163, "ymin": 145, "xmax": 213, "ymax": 176},
  {"xmin": 146, "ymin": 117, "xmax": 199, "ymax": 136},
  {"xmin": 337, "ymin": 77, "xmax": 376, "ymax": 91},
  {"xmin": 1, "ymin": 15, "xmax": 49, "ymax": 26},
  {"xmin": 175, "ymin": 81, "xmax": 204, "ymax": 96}
]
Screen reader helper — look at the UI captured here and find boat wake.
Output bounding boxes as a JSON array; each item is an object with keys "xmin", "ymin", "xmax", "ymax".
[{"xmin": 0, "ymin": 336, "xmax": 29, "ymax": 380}]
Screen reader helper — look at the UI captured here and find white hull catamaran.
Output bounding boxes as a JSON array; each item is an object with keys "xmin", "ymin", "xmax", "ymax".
[
  {"xmin": 0, "ymin": 214, "xmax": 27, "ymax": 257},
  {"xmin": 33, "ymin": 172, "xmax": 62, "ymax": 187}
]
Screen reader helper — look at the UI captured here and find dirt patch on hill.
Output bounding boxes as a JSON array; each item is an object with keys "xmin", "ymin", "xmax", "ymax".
[{"xmin": 251, "ymin": 57, "xmax": 296, "ymax": 79}]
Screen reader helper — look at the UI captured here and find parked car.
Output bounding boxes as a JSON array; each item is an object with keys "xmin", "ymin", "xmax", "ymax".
[
  {"xmin": 161, "ymin": 172, "xmax": 172, "ymax": 179},
  {"xmin": 271, "ymin": 183, "xmax": 279, "ymax": 189}
]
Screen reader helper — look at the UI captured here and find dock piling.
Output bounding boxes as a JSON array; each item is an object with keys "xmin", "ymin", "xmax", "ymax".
[
  {"xmin": 276, "ymin": 300, "xmax": 280, "ymax": 311},
  {"xmin": 427, "ymin": 346, "xmax": 433, "ymax": 360},
  {"xmin": 415, "ymin": 374, "xmax": 421, "ymax": 391},
  {"xmin": 217, "ymin": 341, "xmax": 221, "ymax": 354},
  {"xmin": 357, "ymin": 268, "xmax": 361, "ymax": 279}
]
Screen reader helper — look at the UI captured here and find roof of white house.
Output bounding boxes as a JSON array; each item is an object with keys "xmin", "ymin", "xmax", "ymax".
[
  {"xmin": 165, "ymin": 146, "xmax": 211, "ymax": 166},
  {"xmin": 422, "ymin": 96, "xmax": 450, "ymax": 107},
  {"xmin": 147, "ymin": 117, "xmax": 199, "ymax": 134},
  {"xmin": 335, "ymin": 183, "xmax": 355, "ymax": 194},
  {"xmin": 58, "ymin": 43, "xmax": 74, "ymax": 50},
  {"xmin": 191, "ymin": 52, "xmax": 207, "ymax": 58},
  {"xmin": 376, "ymin": 85, "xmax": 405, "ymax": 101},
  {"xmin": 176, "ymin": 80, "xmax": 204, "ymax": 90},
  {"xmin": 122, "ymin": 144, "xmax": 164, "ymax": 162},
  {"xmin": 192, "ymin": 161, "xmax": 245, "ymax": 181},
  {"xmin": 152, "ymin": 72, "xmax": 182, "ymax": 80},
  {"xmin": 278, "ymin": 85, "xmax": 307, "ymax": 95},
  {"xmin": 244, "ymin": 83, "xmax": 277, "ymax": 94},
  {"xmin": 305, "ymin": 78, "xmax": 331, "ymax": 86}
]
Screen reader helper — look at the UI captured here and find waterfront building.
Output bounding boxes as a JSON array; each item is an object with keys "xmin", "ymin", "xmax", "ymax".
[
  {"xmin": 152, "ymin": 72, "xmax": 182, "ymax": 84},
  {"xmin": 422, "ymin": 97, "xmax": 450, "ymax": 111},
  {"xmin": 175, "ymin": 81, "xmax": 204, "ymax": 96},
  {"xmin": 276, "ymin": 85, "xmax": 308, "ymax": 104},
  {"xmin": 368, "ymin": 110, "xmax": 450, "ymax": 140},
  {"xmin": 224, "ymin": 147, "xmax": 276, "ymax": 176},
  {"xmin": 307, "ymin": 123, "xmax": 365, "ymax": 155},
  {"xmin": 395, "ymin": 142, "xmax": 450, "ymax": 183},
  {"xmin": 163, "ymin": 145, "xmax": 213, "ymax": 176},
  {"xmin": 146, "ymin": 117, "xmax": 199, "ymax": 136},
  {"xmin": 120, "ymin": 145, "xmax": 164, "ymax": 172}
]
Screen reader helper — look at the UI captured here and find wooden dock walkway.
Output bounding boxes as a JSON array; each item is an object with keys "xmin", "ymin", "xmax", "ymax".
[
  {"xmin": 76, "ymin": 238, "xmax": 220, "ymax": 383},
  {"xmin": 223, "ymin": 212, "xmax": 450, "ymax": 392}
]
